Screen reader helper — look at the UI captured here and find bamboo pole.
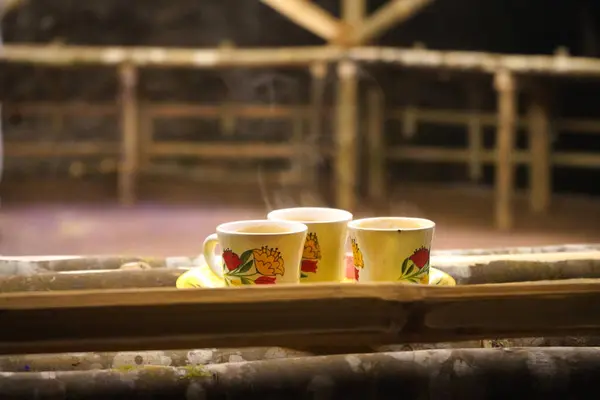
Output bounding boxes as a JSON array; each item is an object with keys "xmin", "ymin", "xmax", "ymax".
[
  {"xmin": 366, "ymin": 86, "xmax": 385, "ymax": 201},
  {"xmin": 118, "ymin": 63, "xmax": 139, "ymax": 206},
  {"xmin": 528, "ymin": 87, "xmax": 552, "ymax": 214},
  {"xmin": 354, "ymin": 0, "xmax": 435, "ymax": 44},
  {"xmin": 334, "ymin": 64, "xmax": 359, "ymax": 211},
  {"xmin": 350, "ymin": 46, "xmax": 600, "ymax": 76},
  {"xmin": 2, "ymin": 349, "xmax": 600, "ymax": 397},
  {"xmin": 0, "ymin": 45, "xmax": 345, "ymax": 67},
  {"xmin": 260, "ymin": 0, "xmax": 343, "ymax": 42},
  {"xmin": 2, "ymin": 280, "xmax": 600, "ymax": 354},
  {"xmin": 494, "ymin": 69, "xmax": 517, "ymax": 231},
  {"xmin": 332, "ymin": 0, "xmax": 365, "ymax": 211},
  {"xmin": 5, "ymin": 45, "xmax": 600, "ymax": 77}
]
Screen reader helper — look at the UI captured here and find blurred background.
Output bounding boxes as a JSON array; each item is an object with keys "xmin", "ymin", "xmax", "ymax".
[{"xmin": 0, "ymin": 0, "xmax": 599, "ymax": 256}]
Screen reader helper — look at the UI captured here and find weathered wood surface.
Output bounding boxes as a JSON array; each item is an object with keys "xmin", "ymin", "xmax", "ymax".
[
  {"xmin": 0, "ymin": 347, "xmax": 311, "ymax": 373},
  {"xmin": 0, "ymin": 268, "xmax": 187, "ymax": 292},
  {"xmin": 2, "ymin": 243, "xmax": 597, "ymax": 273},
  {"xmin": 1, "ymin": 280, "xmax": 600, "ymax": 355},
  {"xmin": 433, "ymin": 250, "xmax": 600, "ymax": 284},
  {"xmin": 3, "ymin": 336, "xmax": 600, "ymax": 373},
  {"xmin": 0, "ymin": 255, "xmax": 195, "ymax": 275},
  {"xmin": 1, "ymin": 348, "xmax": 599, "ymax": 399},
  {"xmin": 2, "ymin": 247, "xmax": 599, "ymax": 287},
  {"xmin": 432, "ymin": 243, "xmax": 600, "ymax": 256}
]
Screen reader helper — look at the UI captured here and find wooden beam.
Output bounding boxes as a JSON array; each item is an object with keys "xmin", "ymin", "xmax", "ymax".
[
  {"xmin": 2, "ymin": 280, "xmax": 600, "ymax": 354},
  {"xmin": 494, "ymin": 70, "xmax": 517, "ymax": 231},
  {"xmin": 260, "ymin": 0, "xmax": 343, "ymax": 42},
  {"xmin": 354, "ymin": 0, "xmax": 434, "ymax": 44}
]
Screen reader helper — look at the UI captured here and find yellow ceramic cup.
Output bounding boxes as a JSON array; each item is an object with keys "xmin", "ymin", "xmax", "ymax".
[
  {"xmin": 202, "ymin": 220, "xmax": 307, "ymax": 286},
  {"xmin": 347, "ymin": 217, "xmax": 435, "ymax": 284},
  {"xmin": 267, "ymin": 207, "xmax": 353, "ymax": 283}
]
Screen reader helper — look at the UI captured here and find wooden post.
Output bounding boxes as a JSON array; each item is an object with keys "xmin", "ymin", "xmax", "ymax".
[
  {"xmin": 494, "ymin": 69, "xmax": 517, "ymax": 230},
  {"xmin": 367, "ymin": 87, "xmax": 385, "ymax": 201},
  {"xmin": 118, "ymin": 63, "xmax": 139, "ymax": 206},
  {"xmin": 335, "ymin": 61, "xmax": 359, "ymax": 212},
  {"xmin": 334, "ymin": 0, "xmax": 364, "ymax": 211},
  {"xmin": 307, "ymin": 62, "xmax": 327, "ymax": 188},
  {"xmin": 467, "ymin": 85, "xmax": 483, "ymax": 182},
  {"xmin": 527, "ymin": 86, "xmax": 551, "ymax": 214}
]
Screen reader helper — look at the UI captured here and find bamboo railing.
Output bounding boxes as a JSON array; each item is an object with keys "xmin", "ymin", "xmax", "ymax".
[
  {"xmin": 4, "ymin": 101, "xmax": 600, "ymax": 210},
  {"xmin": 2, "ymin": 43, "xmax": 600, "ymax": 228}
]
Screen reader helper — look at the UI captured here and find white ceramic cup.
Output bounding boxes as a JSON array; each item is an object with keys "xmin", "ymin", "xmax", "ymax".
[
  {"xmin": 202, "ymin": 220, "xmax": 307, "ymax": 286},
  {"xmin": 267, "ymin": 207, "xmax": 353, "ymax": 283},
  {"xmin": 347, "ymin": 217, "xmax": 435, "ymax": 283}
]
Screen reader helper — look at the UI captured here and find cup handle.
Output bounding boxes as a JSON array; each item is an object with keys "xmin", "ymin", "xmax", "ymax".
[{"xmin": 202, "ymin": 233, "xmax": 224, "ymax": 279}]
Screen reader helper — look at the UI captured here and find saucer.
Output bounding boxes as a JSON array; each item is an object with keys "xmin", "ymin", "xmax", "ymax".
[{"xmin": 176, "ymin": 255, "xmax": 456, "ymax": 288}]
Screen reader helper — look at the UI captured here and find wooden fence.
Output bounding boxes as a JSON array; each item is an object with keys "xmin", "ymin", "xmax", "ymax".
[{"xmin": 4, "ymin": 99, "xmax": 600, "ymax": 218}]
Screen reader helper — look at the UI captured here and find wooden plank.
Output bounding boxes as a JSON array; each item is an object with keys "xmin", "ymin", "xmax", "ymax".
[
  {"xmin": 494, "ymin": 70, "xmax": 517, "ymax": 231},
  {"xmin": 117, "ymin": 63, "xmax": 139, "ymax": 206},
  {"xmin": 148, "ymin": 142, "xmax": 296, "ymax": 159},
  {"xmin": 260, "ymin": 0, "xmax": 343, "ymax": 42},
  {"xmin": 1, "ymin": 280, "xmax": 600, "ymax": 354},
  {"xmin": 354, "ymin": 0, "xmax": 435, "ymax": 44}
]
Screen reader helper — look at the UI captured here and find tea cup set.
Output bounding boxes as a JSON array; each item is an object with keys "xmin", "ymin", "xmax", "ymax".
[{"xmin": 177, "ymin": 207, "xmax": 455, "ymax": 288}]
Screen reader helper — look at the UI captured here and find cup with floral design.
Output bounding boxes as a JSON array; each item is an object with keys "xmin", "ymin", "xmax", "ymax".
[
  {"xmin": 202, "ymin": 220, "xmax": 307, "ymax": 286},
  {"xmin": 267, "ymin": 207, "xmax": 353, "ymax": 283},
  {"xmin": 347, "ymin": 217, "xmax": 435, "ymax": 284}
]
